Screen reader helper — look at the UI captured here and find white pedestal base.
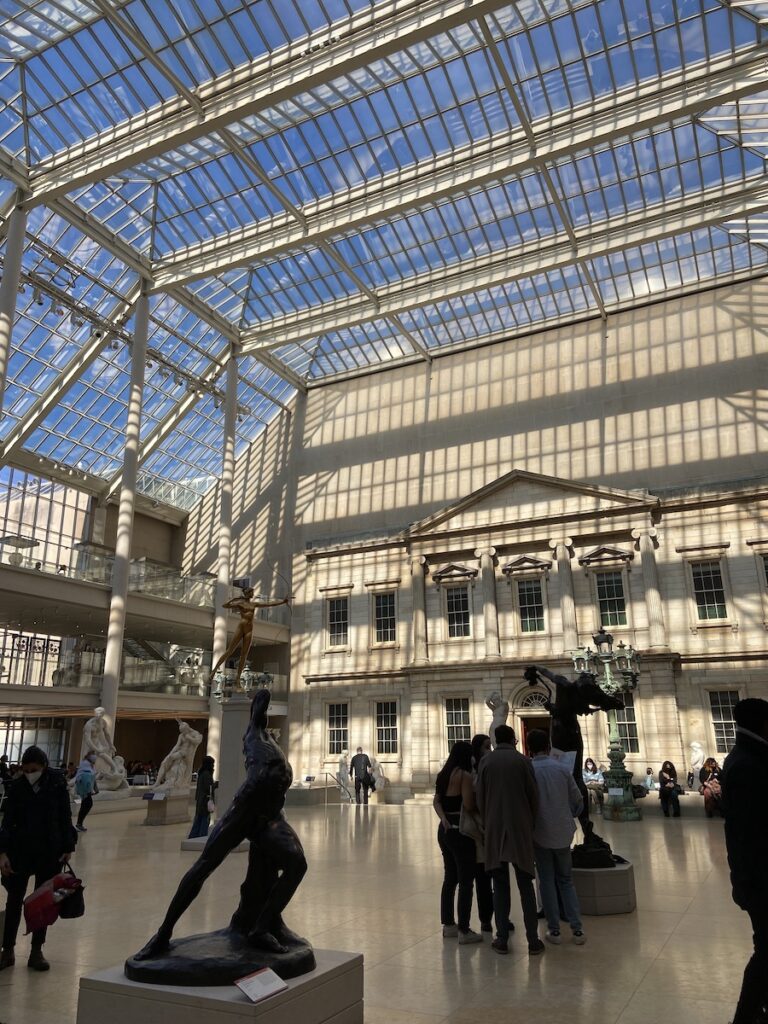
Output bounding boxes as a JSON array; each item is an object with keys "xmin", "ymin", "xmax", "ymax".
[
  {"xmin": 76, "ymin": 949, "xmax": 363, "ymax": 1024},
  {"xmin": 144, "ymin": 792, "xmax": 191, "ymax": 826},
  {"xmin": 572, "ymin": 861, "xmax": 637, "ymax": 915}
]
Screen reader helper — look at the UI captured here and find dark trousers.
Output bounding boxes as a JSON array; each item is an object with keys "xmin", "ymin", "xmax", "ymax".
[
  {"xmin": 733, "ymin": 904, "xmax": 768, "ymax": 1024},
  {"xmin": 2, "ymin": 860, "xmax": 60, "ymax": 950},
  {"xmin": 437, "ymin": 826, "xmax": 475, "ymax": 932},
  {"xmin": 660, "ymin": 788, "xmax": 680, "ymax": 817},
  {"xmin": 474, "ymin": 861, "xmax": 493, "ymax": 927},
  {"xmin": 490, "ymin": 863, "xmax": 539, "ymax": 944},
  {"xmin": 354, "ymin": 778, "xmax": 369, "ymax": 804},
  {"xmin": 77, "ymin": 794, "xmax": 93, "ymax": 827},
  {"xmin": 188, "ymin": 811, "xmax": 211, "ymax": 839}
]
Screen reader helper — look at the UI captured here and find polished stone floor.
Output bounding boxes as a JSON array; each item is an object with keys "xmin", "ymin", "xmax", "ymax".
[{"xmin": 0, "ymin": 800, "xmax": 748, "ymax": 1024}]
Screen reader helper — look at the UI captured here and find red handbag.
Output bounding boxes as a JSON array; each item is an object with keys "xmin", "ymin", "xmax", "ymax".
[{"xmin": 23, "ymin": 868, "xmax": 82, "ymax": 934}]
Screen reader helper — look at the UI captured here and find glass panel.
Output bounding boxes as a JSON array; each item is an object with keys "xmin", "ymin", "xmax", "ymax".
[
  {"xmin": 517, "ymin": 577, "xmax": 545, "ymax": 632},
  {"xmin": 709, "ymin": 690, "xmax": 739, "ymax": 754},
  {"xmin": 445, "ymin": 697, "xmax": 471, "ymax": 748},
  {"xmin": 615, "ymin": 692, "xmax": 639, "ymax": 754},
  {"xmin": 446, "ymin": 585, "xmax": 470, "ymax": 638},
  {"xmin": 691, "ymin": 561, "xmax": 727, "ymax": 620},
  {"xmin": 328, "ymin": 701, "xmax": 349, "ymax": 755},
  {"xmin": 374, "ymin": 592, "xmax": 396, "ymax": 644},
  {"xmin": 328, "ymin": 596, "xmax": 349, "ymax": 647},
  {"xmin": 596, "ymin": 571, "xmax": 627, "ymax": 627},
  {"xmin": 375, "ymin": 700, "xmax": 398, "ymax": 754}
]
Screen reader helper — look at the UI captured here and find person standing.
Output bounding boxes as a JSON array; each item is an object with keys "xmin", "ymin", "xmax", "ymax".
[
  {"xmin": 73, "ymin": 752, "xmax": 97, "ymax": 832},
  {"xmin": 189, "ymin": 756, "xmax": 217, "ymax": 839},
  {"xmin": 582, "ymin": 757, "xmax": 604, "ymax": 815},
  {"xmin": 528, "ymin": 730, "xmax": 586, "ymax": 945},
  {"xmin": 659, "ymin": 761, "xmax": 681, "ymax": 817},
  {"xmin": 476, "ymin": 724, "xmax": 542, "ymax": 956},
  {"xmin": 0, "ymin": 754, "xmax": 9, "ymax": 784},
  {"xmin": 722, "ymin": 698, "xmax": 768, "ymax": 1024},
  {"xmin": 0, "ymin": 746, "xmax": 77, "ymax": 971},
  {"xmin": 349, "ymin": 747, "xmax": 372, "ymax": 805},
  {"xmin": 699, "ymin": 757, "xmax": 723, "ymax": 818}
]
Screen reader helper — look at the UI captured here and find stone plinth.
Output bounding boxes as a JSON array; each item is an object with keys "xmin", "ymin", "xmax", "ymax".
[
  {"xmin": 144, "ymin": 791, "xmax": 191, "ymax": 826},
  {"xmin": 217, "ymin": 696, "xmax": 254, "ymax": 814},
  {"xmin": 572, "ymin": 861, "xmax": 636, "ymax": 916},
  {"xmin": 285, "ymin": 785, "xmax": 342, "ymax": 807},
  {"xmin": 76, "ymin": 949, "xmax": 363, "ymax": 1024}
]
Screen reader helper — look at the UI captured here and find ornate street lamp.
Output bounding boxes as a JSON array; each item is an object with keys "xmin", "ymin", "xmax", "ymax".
[{"xmin": 571, "ymin": 632, "xmax": 641, "ymax": 822}]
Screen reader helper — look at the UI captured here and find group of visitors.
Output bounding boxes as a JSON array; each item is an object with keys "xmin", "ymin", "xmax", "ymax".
[
  {"xmin": 434, "ymin": 725, "xmax": 584, "ymax": 955},
  {"xmin": 580, "ymin": 755, "xmax": 724, "ymax": 819}
]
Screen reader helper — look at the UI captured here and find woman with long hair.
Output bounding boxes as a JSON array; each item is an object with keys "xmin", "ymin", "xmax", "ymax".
[
  {"xmin": 659, "ymin": 760, "xmax": 681, "ymax": 818},
  {"xmin": 583, "ymin": 757, "xmax": 604, "ymax": 815},
  {"xmin": 433, "ymin": 741, "xmax": 482, "ymax": 944},
  {"xmin": 699, "ymin": 757, "xmax": 723, "ymax": 818}
]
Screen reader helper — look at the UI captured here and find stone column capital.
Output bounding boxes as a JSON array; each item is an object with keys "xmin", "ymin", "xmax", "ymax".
[
  {"xmin": 474, "ymin": 546, "xmax": 497, "ymax": 561},
  {"xmin": 631, "ymin": 527, "xmax": 658, "ymax": 547},
  {"xmin": 410, "ymin": 554, "xmax": 427, "ymax": 569},
  {"xmin": 549, "ymin": 537, "xmax": 573, "ymax": 554}
]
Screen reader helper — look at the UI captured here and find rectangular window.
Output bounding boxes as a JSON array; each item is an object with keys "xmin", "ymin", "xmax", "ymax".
[
  {"xmin": 327, "ymin": 703, "xmax": 348, "ymax": 755},
  {"xmin": 328, "ymin": 596, "xmax": 349, "ymax": 647},
  {"xmin": 596, "ymin": 571, "xmax": 627, "ymax": 627},
  {"xmin": 691, "ymin": 561, "xmax": 727, "ymax": 621},
  {"xmin": 373, "ymin": 592, "xmax": 396, "ymax": 644},
  {"xmin": 445, "ymin": 697, "xmax": 471, "ymax": 748},
  {"xmin": 615, "ymin": 692, "xmax": 639, "ymax": 753},
  {"xmin": 709, "ymin": 691, "xmax": 739, "ymax": 754},
  {"xmin": 376, "ymin": 701, "xmax": 398, "ymax": 754},
  {"xmin": 517, "ymin": 577, "xmax": 545, "ymax": 632},
  {"xmin": 446, "ymin": 585, "xmax": 470, "ymax": 638}
]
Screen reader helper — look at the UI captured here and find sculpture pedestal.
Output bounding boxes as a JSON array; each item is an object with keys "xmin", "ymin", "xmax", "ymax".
[
  {"xmin": 76, "ymin": 950, "xmax": 363, "ymax": 1024},
  {"xmin": 217, "ymin": 695, "xmax": 254, "ymax": 814},
  {"xmin": 572, "ymin": 861, "xmax": 636, "ymax": 915},
  {"xmin": 144, "ymin": 791, "xmax": 190, "ymax": 826}
]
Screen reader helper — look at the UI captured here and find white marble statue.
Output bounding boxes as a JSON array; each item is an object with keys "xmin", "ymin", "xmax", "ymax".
[
  {"xmin": 81, "ymin": 706, "xmax": 128, "ymax": 789},
  {"xmin": 370, "ymin": 757, "xmax": 388, "ymax": 791},
  {"xmin": 337, "ymin": 749, "xmax": 353, "ymax": 799},
  {"xmin": 153, "ymin": 720, "xmax": 203, "ymax": 794},
  {"xmin": 486, "ymin": 691, "xmax": 510, "ymax": 746},
  {"xmin": 690, "ymin": 741, "xmax": 705, "ymax": 775}
]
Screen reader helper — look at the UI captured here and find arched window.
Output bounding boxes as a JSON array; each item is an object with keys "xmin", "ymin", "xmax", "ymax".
[{"xmin": 520, "ymin": 691, "xmax": 549, "ymax": 709}]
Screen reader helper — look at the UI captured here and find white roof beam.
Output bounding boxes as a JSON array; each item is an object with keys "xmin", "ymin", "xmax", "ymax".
[
  {"xmin": 0, "ymin": 282, "xmax": 143, "ymax": 465},
  {"xmin": 150, "ymin": 50, "xmax": 768, "ymax": 290},
  {"xmin": 239, "ymin": 177, "xmax": 768, "ymax": 352},
  {"xmin": 24, "ymin": 0, "xmax": 514, "ymax": 205}
]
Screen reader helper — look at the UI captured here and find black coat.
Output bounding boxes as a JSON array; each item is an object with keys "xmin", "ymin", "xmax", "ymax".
[
  {"xmin": 0, "ymin": 769, "xmax": 77, "ymax": 873},
  {"xmin": 194, "ymin": 767, "xmax": 216, "ymax": 815},
  {"xmin": 722, "ymin": 731, "xmax": 768, "ymax": 909}
]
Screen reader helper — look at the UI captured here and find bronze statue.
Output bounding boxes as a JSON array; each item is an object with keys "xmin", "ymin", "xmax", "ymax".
[
  {"xmin": 126, "ymin": 690, "xmax": 313, "ymax": 985},
  {"xmin": 211, "ymin": 587, "xmax": 289, "ymax": 689}
]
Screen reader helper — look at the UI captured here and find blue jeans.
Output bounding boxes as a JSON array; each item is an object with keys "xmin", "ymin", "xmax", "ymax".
[
  {"xmin": 534, "ymin": 844, "xmax": 582, "ymax": 933},
  {"xmin": 188, "ymin": 812, "xmax": 211, "ymax": 839}
]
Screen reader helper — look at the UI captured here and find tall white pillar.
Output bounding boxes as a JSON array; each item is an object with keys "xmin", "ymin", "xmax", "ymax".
[
  {"xmin": 208, "ymin": 351, "xmax": 238, "ymax": 762},
  {"xmin": 632, "ymin": 528, "xmax": 667, "ymax": 649},
  {"xmin": 410, "ymin": 554, "xmax": 428, "ymax": 665},
  {"xmin": 100, "ymin": 289, "xmax": 149, "ymax": 735},
  {"xmin": 0, "ymin": 200, "xmax": 27, "ymax": 421},
  {"xmin": 550, "ymin": 537, "xmax": 578, "ymax": 651},
  {"xmin": 475, "ymin": 546, "xmax": 501, "ymax": 659}
]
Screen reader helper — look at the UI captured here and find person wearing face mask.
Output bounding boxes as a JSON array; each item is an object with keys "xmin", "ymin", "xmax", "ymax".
[
  {"xmin": 0, "ymin": 746, "xmax": 77, "ymax": 972},
  {"xmin": 73, "ymin": 751, "xmax": 98, "ymax": 832}
]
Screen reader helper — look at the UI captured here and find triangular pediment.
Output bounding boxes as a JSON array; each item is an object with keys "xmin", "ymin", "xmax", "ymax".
[
  {"xmin": 432, "ymin": 562, "xmax": 478, "ymax": 583},
  {"xmin": 579, "ymin": 545, "xmax": 634, "ymax": 566},
  {"xmin": 502, "ymin": 555, "xmax": 552, "ymax": 574},
  {"xmin": 404, "ymin": 469, "xmax": 655, "ymax": 538}
]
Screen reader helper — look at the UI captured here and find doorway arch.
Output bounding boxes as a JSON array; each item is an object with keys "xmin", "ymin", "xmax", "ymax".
[{"xmin": 511, "ymin": 685, "xmax": 551, "ymax": 756}]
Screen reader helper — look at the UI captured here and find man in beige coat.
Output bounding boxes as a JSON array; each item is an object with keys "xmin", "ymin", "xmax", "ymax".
[{"xmin": 476, "ymin": 724, "xmax": 543, "ymax": 955}]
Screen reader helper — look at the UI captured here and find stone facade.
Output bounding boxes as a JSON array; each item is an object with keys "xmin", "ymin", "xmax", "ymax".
[{"xmin": 292, "ymin": 469, "xmax": 768, "ymax": 798}]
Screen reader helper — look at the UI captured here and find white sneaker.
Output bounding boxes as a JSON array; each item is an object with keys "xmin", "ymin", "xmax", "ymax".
[
  {"xmin": 442, "ymin": 924, "xmax": 458, "ymax": 938},
  {"xmin": 545, "ymin": 929, "xmax": 562, "ymax": 944},
  {"xmin": 458, "ymin": 929, "xmax": 483, "ymax": 945},
  {"xmin": 572, "ymin": 930, "xmax": 586, "ymax": 945}
]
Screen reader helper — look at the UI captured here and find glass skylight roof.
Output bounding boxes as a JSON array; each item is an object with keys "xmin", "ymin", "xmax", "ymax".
[{"xmin": 1, "ymin": 0, "xmax": 768, "ymax": 508}]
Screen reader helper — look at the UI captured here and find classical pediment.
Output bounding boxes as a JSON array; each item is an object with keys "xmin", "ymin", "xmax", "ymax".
[
  {"xmin": 578, "ymin": 545, "xmax": 634, "ymax": 566},
  {"xmin": 404, "ymin": 469, "xmax": 655, "ymax": 538},
  {"xmin": 431, "ymin": 563, "xmax": 478, "ymax": 584},
  {"xmin": 502, "ymin": 555, "xmax": 552, "ymax": 574}
]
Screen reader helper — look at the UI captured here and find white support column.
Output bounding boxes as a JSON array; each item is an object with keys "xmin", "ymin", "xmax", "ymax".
[
  {"xmin": 475, "ymin": 546, "xmax": 501, "ymax": 659},
  {"xmin": 550, "ymin": 537, "xmax": 578, "ymax": 652},
  {"xmin": 208, "ymin": 351, "xmax": 238, "ymax": 762},
  {"xmin": 410, "ymin": 554, "xmax": 428, "ymax": 665},
  {"xmin": 100, "ymin": 289, "xmax": 149, "ymax": 735},
  {"xmin": 0, "ymin": 200, "xmax": 27, "ymax": 421},
  {"xmin": 632, "ymin": 528, "xmax": 668, "ymax": 649}
]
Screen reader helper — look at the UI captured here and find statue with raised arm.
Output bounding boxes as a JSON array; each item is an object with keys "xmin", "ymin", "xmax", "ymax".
[
  {"xmin": 486, "ymin": 691, "xmax": 510, "ymax": 746},
  {"xmin": 525, "ymin": 665, "xmax": 623, "ymax": 844},
  {"xmin": 153, "ymin": 721, "xmax": 203, "ymax": 794},
  {"xmin": 211, "ymin": 586, "xmax": 290, "ymax": 689},
  {"xmin": 127, "ymin": 689, "xmax": 314, "ymax": 985}
]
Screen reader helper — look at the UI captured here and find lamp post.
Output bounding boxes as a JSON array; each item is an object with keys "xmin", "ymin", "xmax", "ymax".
[{"xmin": 572, "ymin": 631, "xmax": 642, "ymax": 822}]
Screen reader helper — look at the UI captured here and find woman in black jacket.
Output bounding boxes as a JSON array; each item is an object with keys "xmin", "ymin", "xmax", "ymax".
[
  {"xmin": 0, "ymin": 746, "xmax": 77, "ymax": 971},
  {"xmin": 659, "ymin": 760, "xmax": 681, "ymax": 818},
  {"xmin": 188, "ymin": 755, "xmax": 217, "ymax": 839}
]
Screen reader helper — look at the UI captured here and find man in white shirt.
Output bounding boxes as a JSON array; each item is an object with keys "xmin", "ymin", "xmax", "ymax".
[{"xmin": 528, "ymin": 729, "xmax": 586, "ymax": 945}]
